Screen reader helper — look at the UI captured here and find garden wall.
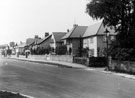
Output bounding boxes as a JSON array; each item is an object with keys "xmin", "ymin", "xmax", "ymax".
[
  {"xmin": 73, "ymin": 57, "xmax": 89, "ymax": 66},
  {"xmin": 49, "ymin": 55, "xmax": 73, "ymax": 63},
  {"xmin": 109, "ymin": 60, "xmax": 135, "ymax": 74},
  {"xmin": 29, "ymin": 55, "xmax": 73, "ymax": 63}
]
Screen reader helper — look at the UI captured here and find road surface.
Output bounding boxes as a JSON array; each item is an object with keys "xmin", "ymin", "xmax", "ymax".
[{"xmin": 0, "ymin": 58, "xmax": 135, "ymax": 98}]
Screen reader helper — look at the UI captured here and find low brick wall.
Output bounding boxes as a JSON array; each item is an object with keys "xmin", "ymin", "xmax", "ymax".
[
  {"xmin": 28, "ymin": 55, "xmax": 46, "ymax": 60},
  {"xmin": 49, "ymin": 55, "xmax": 73, "ymax": 63},
  {"xmin": 73, "ymin": 57, "xmax": 89, "ymax": 66},
  {"xmin": 29, "ymin": 55, "xmax": 73, "ymax": 63},
  {"xmin": 109, "ymin": 60, "xmax": 135, "ymax": 74}
]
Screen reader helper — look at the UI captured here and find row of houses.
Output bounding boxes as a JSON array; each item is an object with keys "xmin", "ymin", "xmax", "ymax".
[{"xmin": 17, "ymin": 21, "xmax": 116, "ymax": 57}]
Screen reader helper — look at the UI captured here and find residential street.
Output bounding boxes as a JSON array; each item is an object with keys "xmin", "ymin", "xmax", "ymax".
[{"xmin": 0, "ymin": 58, "xmax": 135, "ymax": 98}]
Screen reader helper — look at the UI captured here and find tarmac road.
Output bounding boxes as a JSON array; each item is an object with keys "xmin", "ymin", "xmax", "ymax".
[{"xmin": 0, "ymin": 58, "xmax": 135, "ymax": 98}]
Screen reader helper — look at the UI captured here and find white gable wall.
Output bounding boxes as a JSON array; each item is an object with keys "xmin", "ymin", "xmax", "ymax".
[
  {"xmin": 50, "ymin": 34, "xmax": 56, "ymax": 49},
  {"xmin": 83, "ymin": 36, "xmax": 97, "ymax": 57}
]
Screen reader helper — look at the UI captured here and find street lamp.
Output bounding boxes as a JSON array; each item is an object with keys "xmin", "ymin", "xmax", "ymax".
[{"xmin": 104, "ymin": 28, "xmax": 110, "ymax": 67}]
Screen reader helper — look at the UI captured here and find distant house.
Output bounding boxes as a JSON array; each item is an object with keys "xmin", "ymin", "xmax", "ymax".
[
  {"xmin": 26, "ymin": 35, "xmax": 44, "ymax": 50},
  {"xmin": 83, "ymin": 22, "xmax": 116, "ymax": 57},
  {"xmin": 50, "ymin": 32, "xmax": 67, "ymax": 52},
  {"xmin": 62, "ymin": 24, "xmax": 88, "ymax": 56},
  {"xmin": 16, "ymin": 43, "xmax": 26, "ymax": 55},
  {"xmin": 37, "ymin": 34, "xmax": 52, "ymax": 48}
]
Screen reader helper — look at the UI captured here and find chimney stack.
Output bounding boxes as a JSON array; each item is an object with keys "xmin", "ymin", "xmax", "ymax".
[
  {"xmin": 67, "ymin": 29, "xmax": 70, "ymax": 32},
  {"xmin": 45, "ymin": 32, "xmax": 49, "ymax": 38},
  {"xmin": 73, "ymin": 24, "xmax": 78, "ymax": 27},
  {"xmin": 35, "ymin": 35, "xmax": 38, "ymax": 39}
]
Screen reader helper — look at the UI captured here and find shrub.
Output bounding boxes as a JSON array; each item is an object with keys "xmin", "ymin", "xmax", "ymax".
[
  {"xmin": 82, "ymin": 47, "xmax": 89, "ymax": 57},
  {"xmin": 56, "ymin": 45, "xmax": 67, "ymax": 55},
  {"xmin": 31, "ymin": 46, "xmax": 51, "ymax": 55},
  {"xmin": 89, "ymin": 57, "xmax": 107, "ymax": 67}
]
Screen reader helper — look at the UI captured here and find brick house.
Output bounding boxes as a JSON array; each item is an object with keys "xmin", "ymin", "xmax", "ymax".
[
  {"xmin": 26, "ymin": 33, "xmax": 50, "ymax": 50},
  {"xmin": 62, "ymin": 24, "xmax": 88, "ymax": 56},
  {"xmin": 26, "ymin": 36, "xmax": 43, "ymax": 50}
]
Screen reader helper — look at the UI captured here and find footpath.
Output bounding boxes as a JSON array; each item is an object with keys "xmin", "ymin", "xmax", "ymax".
[{"xmin": 10, "ymin": 55, "xmax": 135, "ymax": 80}]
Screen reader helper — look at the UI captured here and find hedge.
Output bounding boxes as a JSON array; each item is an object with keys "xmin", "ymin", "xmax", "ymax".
[{"xmin": 89, "ymin": 57, "xmax": 107, "ymax": 67}]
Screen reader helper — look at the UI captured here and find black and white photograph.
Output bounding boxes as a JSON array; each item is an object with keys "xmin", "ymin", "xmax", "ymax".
[{"xmin": 0, "ymin": 0, "xmax": 135, "ymax": 98}]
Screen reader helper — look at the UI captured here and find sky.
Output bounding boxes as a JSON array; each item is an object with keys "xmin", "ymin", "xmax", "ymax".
[{"xmin": 0, "ymin": 0, "xmax": 100, "ymax": 45}]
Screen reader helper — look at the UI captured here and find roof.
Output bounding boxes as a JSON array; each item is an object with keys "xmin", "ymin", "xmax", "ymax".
[
  {"xmin": 26, "ymin": 38, "xmax": 34, "ymax": 45},
  {"xmin": 26, "ymin": 38, "xmax": 43, "ymax": 46},
  {"xmin": 97, "ymin": 22, "xmax": 116, "ymax": 35},
  {"xmin": 83, "ymin": 22, "xmax": 116, "ymax": 38},
  {"xmin": 62, "ymin": 25, "xmax": 88, "ymax": 39},
  {"xmin": 37, "ymin": 35, "xmax": 52, "ymax": 45},
  {"xmin": 52, "ymin": 32, "xmax": 67, "ymax": 42}
]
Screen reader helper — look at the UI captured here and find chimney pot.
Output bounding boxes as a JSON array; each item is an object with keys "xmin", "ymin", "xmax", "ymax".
[{"xmin": 45, "ymin": 32, "xmax": 49, "ymax": 38}]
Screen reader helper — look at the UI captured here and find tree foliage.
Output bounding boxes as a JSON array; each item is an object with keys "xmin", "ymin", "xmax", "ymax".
[
  {"xmin": 86, "ymin": 0, "xmax": 135, "ymax": 61},
  {"xmin": 86, "ymin": 0, "xmax": 135, "ymax": 48},
  {"xmin": 9, "ymin": 42, "xmax": 15, "ymax": 48}
]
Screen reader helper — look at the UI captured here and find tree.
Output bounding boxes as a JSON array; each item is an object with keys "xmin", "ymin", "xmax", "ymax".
[
  {"xmin": 9, "ymin": 42, "xmax": 15, "ymax": 48},
  {"xmin": 86, "ymin": 0, "xmax": 135, "ymax": 61},
  {"xmin": 86, "ymin": 0, "xmax": 135, "ymax": 48}
]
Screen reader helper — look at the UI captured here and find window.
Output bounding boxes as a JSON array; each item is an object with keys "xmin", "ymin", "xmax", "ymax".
[
  {"xmin": 83, "ymin": 39, "xmax": 88, "ymax": 44},
  {"xmin": 90, "ymin": 38, "xmax": 94, "ymax": 43},
  {"xmin": 83, "ymin": 39, "xmax": 89, "ymax": 48}
]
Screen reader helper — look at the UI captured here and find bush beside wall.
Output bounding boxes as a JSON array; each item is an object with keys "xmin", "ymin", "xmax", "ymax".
[
  {"xmin": 89, "ymin": 57, "xmax": 107, "ymax": 67},
  {"xmin": 73, "ymin": 57, "xmax": 107, "ymax": 67}
]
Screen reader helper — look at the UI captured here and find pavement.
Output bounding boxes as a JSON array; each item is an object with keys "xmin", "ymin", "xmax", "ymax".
[{"xmin": 7, "ymin": 55, "xmax": 135, "ymax": 80}]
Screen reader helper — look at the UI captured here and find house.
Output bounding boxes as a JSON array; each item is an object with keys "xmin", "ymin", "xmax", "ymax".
[
  {"xmin": 83, "ymin": 22, "xmax": 116, "ymax": 57},
  {"xmin": 16, "ymin": 43, "xmax": 26, "ymax": 55},
  {"xmin": 26, "ymin": 35, "xmax": 43, "ymax": 49},
  {"xmin": 25, "ymin": 33, "xmax": 51, "ymax": 54},
  {"xmin": 62, "ymin": 24, "xmax": 88, "ymax": 56},
  {"xmin": 37, "ymin": 34, "xmax": 52, "ymax": 48},
  {"xmin": 50, "ymin": 32, "xmax": 67, "ymax": 53}
]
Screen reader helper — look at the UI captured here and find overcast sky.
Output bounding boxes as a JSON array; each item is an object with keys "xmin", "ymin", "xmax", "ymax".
[{"xmin": 0, "ymin": 0, "xmax": 100, "ymax": 45}]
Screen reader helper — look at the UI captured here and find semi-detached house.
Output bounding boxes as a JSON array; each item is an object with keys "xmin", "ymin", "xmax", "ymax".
[{"xmin": 62, "ymin": 22, "xmax": 116, "ymax": 57}]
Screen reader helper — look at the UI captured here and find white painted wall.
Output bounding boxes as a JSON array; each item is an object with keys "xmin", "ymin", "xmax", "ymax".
[
  {"xmin": 83, "ymin": 36, "xmax": 97, "ymax": 57},
  {"xmin": 50, "ymin": 34, "xmax": 56, "ymax": 49}
]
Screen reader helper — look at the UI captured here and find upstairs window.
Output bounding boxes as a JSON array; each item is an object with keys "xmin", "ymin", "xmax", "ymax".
[{"xmin": 90, "ymin": 37, "xmax": 94, "ymax": 43}]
